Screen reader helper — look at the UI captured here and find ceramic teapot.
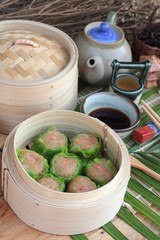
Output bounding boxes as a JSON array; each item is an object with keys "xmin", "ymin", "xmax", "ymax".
[{"xmin": 74, "ymin": 12, "xmax": 132, "ymax": 86}]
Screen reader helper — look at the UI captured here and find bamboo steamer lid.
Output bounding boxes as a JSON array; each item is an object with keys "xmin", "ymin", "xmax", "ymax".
[
  {"xmin": 0, "ymin": 30, "xmax": 69, "ymax": 82},
  {"xmin": 2, "ymin": 110, "xmax": 131, "ymax": 235},
  {"xmin": 0, "ymin": 20, "xmax": 78, "ymax": 134}
]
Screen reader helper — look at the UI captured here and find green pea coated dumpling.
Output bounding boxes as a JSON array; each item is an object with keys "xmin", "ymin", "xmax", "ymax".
[
  {"xmin": 17, "ymin": 148, "xmax": 49, "ymax": 178},
  {"xmin": 67, "ymin": 175, "xmax": 97, "ymax": 193},
  {"xmin": 85, "ymin": 158, "xmax": 117, "ymax": 186},
  {"xmin": 49, "ymin": 152, "xmax": 83, "ymax": 182},
  {"xmin": 69, "ymin": 133, "xmax": 102, "ymax": 159},
  {"xmin": 31, "ymin": 126, "xmax": 68, "ymax": 160},
  {"xmin": 36, "ymin": 173, "xmax": 65, "ymax": 192}
]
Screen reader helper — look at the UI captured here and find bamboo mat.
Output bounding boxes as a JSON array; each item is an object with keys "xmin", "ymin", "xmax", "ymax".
[{"xmin": 0, "ymin": 84, "xmax": 160, "ymax": 240}]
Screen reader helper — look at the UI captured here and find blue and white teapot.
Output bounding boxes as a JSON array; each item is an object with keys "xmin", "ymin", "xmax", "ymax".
[{"xmin": 74, "ymin": 12, "xmax": 132, "ymax": 86}]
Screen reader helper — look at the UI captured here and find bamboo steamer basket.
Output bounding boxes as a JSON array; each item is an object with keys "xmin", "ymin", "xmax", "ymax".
[
  {"xmin": 0, "ymin": 20, "xmax": 78, "ymax": 134},
  {"xmin": 2, "ymin": 110, "xmax": 130, "ymax": 235}
]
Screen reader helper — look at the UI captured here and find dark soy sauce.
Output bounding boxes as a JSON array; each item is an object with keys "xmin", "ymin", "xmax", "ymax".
[{"xmin": 89, "ymin": 108, "xmax": 131, "ymax": 129}]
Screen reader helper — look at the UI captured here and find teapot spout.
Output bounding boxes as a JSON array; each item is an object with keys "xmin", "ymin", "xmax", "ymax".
[
  {"xmin": 106, "ymin": 11, "xmax": 117, "ymax": 25},
  {"xmin": 82, "ymin": 55, "xmax": 105, "ymax": 85}
]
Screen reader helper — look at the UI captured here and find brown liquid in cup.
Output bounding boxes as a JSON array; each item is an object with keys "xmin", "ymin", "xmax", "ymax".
[{"xmin": 116, "ymin": 77, "xmax": 140, "ymax": 91}]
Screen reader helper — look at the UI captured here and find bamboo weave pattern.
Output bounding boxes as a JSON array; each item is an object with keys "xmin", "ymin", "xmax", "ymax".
[{"xmin": 0, "ymin": 31, "xmax": 69, "ymax": 81}]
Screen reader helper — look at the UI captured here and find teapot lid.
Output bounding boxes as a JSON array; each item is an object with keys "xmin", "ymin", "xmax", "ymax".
[{"xmin": 88, "ymin": 22, "xmax": 119, "ymax": 43}]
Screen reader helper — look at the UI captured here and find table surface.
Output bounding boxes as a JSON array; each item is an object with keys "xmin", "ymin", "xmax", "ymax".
[{"xmin": 0, "ymin": 84, "xmax": 160, "ymax": 240}]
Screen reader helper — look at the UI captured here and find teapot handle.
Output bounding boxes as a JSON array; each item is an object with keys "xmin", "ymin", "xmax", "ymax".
[{"xmin": 106, "ymin": 11, "xmax": 117, "ymax": 25}]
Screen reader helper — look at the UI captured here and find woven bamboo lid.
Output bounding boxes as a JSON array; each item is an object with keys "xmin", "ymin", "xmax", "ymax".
[{"xmin": 0, "ymin": 30, "xmax": 69, "ymax": 82}]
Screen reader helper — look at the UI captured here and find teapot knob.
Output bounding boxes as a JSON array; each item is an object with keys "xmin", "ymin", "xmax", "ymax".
[
  {"xmin": 100, "ymin": 22, "xmax": 110, "ymax": 33},
  {"xmin": 88, "ymin": 21, "xmax": 119, "ymax": 43}
]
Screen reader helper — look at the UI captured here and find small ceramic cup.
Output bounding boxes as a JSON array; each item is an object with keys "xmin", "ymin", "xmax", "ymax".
[
  {"xmin": 81, "ymin": 92, "xmax": 141, "ymax": 138},
  {"xmin": 110, "ymin": 60, "xmax": 151, "ymax": 105},
  {"xmin": 109, "ymin": 73, "xmax": 143, "ymax": 105}
]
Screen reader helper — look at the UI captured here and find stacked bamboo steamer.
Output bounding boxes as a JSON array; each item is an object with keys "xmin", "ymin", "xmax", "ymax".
[
  {"xmin": 0, "ymin": 20, "xmax": 78, "ymax": 134},
  {"xmin": 2, "ymin": 110, "xmax": 131, "ymax": 235}
]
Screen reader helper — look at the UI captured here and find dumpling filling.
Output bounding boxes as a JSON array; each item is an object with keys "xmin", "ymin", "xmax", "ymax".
[
  {"xmin": 67, "ymin": 176, "xmax": 97, "ymax": 193},
  {"xmin": 85, "ymin": 158, "xmax": 117, "ymax": 186},
  {"xmin": 50, "ymin": 153, "xmax": 83, "ymax": 182},
  {"xmin": 42, "ymin": 131, "xmax": 66, "ymax": 148},
  {"xmin": 31, "ymin": 126, "xmax": 68, "ymax": 160},
  {"xmin": 69, "ymin": 133, "xmax": 102, "ymax": 158},
  {"xmin": 36, "ymin": 174, "xmax": 65, "ymax": 192}
]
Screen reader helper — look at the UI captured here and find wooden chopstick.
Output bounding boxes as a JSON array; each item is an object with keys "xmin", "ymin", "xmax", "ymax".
[
  {"xmin": 141, "ymin": 100, "xmax": 160, "ymax": 129},
  {"xmin": 141, "ymin": 100, "xmax": 160, "ymax": 122}
]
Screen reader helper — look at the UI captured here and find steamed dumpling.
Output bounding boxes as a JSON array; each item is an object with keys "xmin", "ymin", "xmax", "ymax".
[
  {"xmin": 36, "ymin": 173, "xmax": 65, "ymax": 192},
  {"xmin": 85, "ymin": 158, "xmax": 117, "ymax": 186},
  {"xmin": 17, "ymin": 148, "xmax": 49, "ymax": 178},
  {"xmin": 31, "ymin": 126, "xmax": 68, "ymax": 160},
  {"xmin": 49, "ymin": 152, "xmax": 83, "ymax": 182},
  {"xmin": 67, "ymin": 176, "xmax": 97, "ymax": 193},
  {"xmin": 69, "ymin": 133, "xmax": 102, "ymax": 159}
]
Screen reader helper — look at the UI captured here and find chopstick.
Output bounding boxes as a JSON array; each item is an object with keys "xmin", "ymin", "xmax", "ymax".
[{"xmin": 141, "ymin": 100, "xmax": 160, "ymax": 129}]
